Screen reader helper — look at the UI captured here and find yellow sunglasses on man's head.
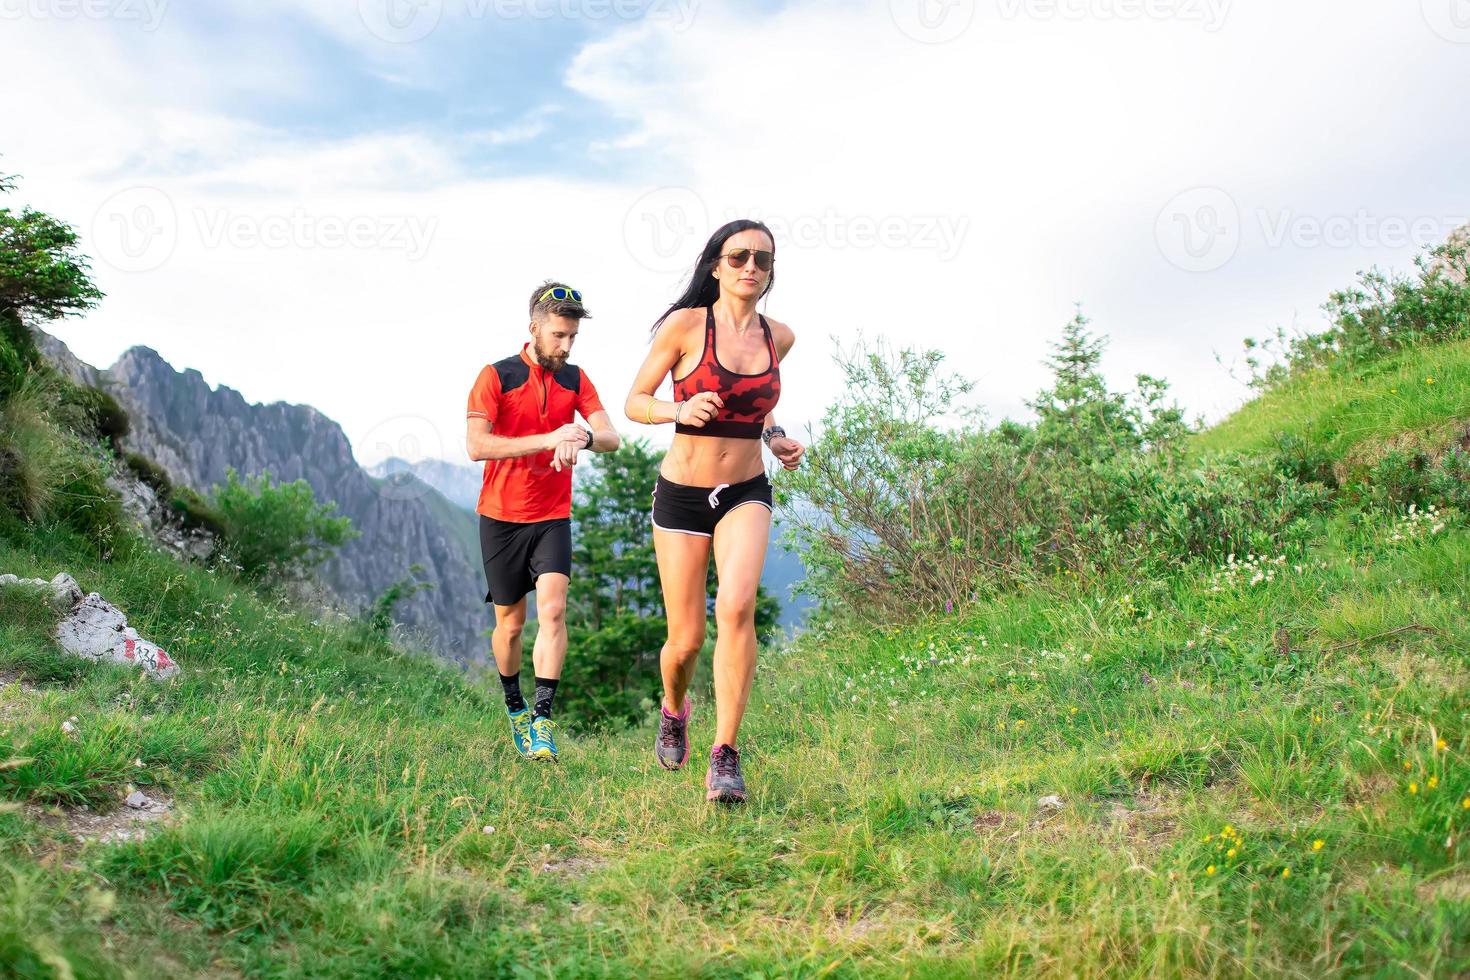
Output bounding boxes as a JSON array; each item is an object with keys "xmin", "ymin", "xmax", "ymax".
[{"xmin": 539, "ymin": 286, "xmax": 583, "ymax": 304}]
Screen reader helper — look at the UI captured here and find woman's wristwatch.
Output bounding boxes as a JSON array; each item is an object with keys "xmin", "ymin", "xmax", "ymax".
[{"xmin": 761, "ymin": 425, "xmax": 786, "ymax": 446}]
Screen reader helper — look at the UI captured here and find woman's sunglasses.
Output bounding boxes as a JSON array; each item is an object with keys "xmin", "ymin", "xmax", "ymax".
[
  {"xmin": 538, "ymin": 286, "xmax": 583, "ymax": 304},
  {"xmin": 721, "ymin": 249, "xmax": 774, "ymax": 272}
]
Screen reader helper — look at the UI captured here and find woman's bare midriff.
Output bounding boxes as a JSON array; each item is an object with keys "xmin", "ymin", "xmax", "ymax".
[{"xmin": 659, "ymin": 433, "xmax": 765, "ymax": 488}]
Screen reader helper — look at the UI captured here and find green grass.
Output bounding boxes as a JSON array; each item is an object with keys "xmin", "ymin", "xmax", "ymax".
[
  {"xmin": 1194, "ymin": 338, "xmax": 1470, "ymax": 463},
  {"xmin": 2, "ymin": 496, "xmax": 1467, "ymax": 976},
  {"xmin": 1, "ymin": 339, "xmax": 1469, "ymax": 975}
]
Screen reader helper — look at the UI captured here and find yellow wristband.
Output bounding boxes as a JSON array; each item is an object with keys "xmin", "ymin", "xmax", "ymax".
[{"xmin": 645, "ymin": 400, "xmax": 656, "ymax": 425}]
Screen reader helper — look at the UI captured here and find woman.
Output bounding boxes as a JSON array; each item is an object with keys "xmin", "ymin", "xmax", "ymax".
[{"xmin": 624, "ymin": 219, "xmax": 804, "ymax": 804}]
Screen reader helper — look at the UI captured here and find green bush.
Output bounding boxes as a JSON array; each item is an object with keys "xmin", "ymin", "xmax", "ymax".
[
  {"xmin": 0, "ymin": 374, "xmax": 125, "ymax": 555},
  {"xmin": 560, "ymin": 613, "xmax": 668, "ymax": 727},
  {"xmin": 207, "ymin": 468, "xmax": 357, "ymax": 584},
  {"xmin": 55, "ymin": 382, "xmax": 129, "ymax": 443},
  {"xmin": 169, "ymin": 486, "xmax": 227, "ymax": 538},
  {"xmin": 122, "ymin": 450, "xmax": 173, "ymax": 497},
  {"xmin": 366, "ymin": 565, "xmax": 433, "ymax": 637},
  {"xmin": 1241, "ymin": 239, "xmax": 1470, "ymax": 389},
  {"xmin": 1363, "ymin": 447, "xmax": 1470, "ymax": 511},
  {"xmin": 1075, "ymin": 456, "xmax": 1326, "ymax": 567},
  {"xmin": 1269, "ymin": 429, "xmax": 1340, "ymax": 489},
  {"xmin": 781, "ymin": 331, "xmax": 1323, "ymax": 621}
]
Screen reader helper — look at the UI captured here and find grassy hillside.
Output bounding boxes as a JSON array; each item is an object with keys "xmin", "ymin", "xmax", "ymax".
[
  {"xmin": 1194, "ymin": 338, "xmax": 1470, "ymax": 465},
  {"xmin": 2, "ymin": 345, "xmax": 1469, "ymax": 976}
]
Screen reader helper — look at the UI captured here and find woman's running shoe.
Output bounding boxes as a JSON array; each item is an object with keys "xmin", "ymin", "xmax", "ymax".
[
  {"xmin": 507, "ymin": 706, "xmax": 532, "ymax": 756},
  {"xmin": 655, "ymin": 701, "xmax": 691, "ymax": 771},
  {"xmin": 705, "ymin": 744, "xmax": 746, "ymax": 804},
  {"xmin": 528, "ymin": 716, "xmax": 558, "ymax": 762}
]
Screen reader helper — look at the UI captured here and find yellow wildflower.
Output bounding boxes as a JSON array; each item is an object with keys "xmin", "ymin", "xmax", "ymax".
[
  {"xmin": 1312, "ymin": 839, "xmax": 1324, "ymax": 851},
  {"xmin": 1462, "ymin": 797, "xmax": 1470, "ymax": 810},
  {"xmin": 1206, "ymin": 865, "xmax": 1216, "ymax": 876},
  {"xmin": 1281, "ymin": 867, "xmax": 1291, "ymax": 879},
  {"xmin": 1436, "ymin": 738, "xmax": 1448, "ymax": 751},
  {"xmin": 1227, "ymin": 848, "xmax": 1237, "ymax": 858},
  {"xmin": 1409, "ymin": 782, "xmax": 1419, "ymax": 794},
  {"xmin": 1427, "ymin": 776, "xmax": 1439, "ymax": 789},
  {"xmin": 1425, "ymin": 377, "xmax": 1436, "ymax": 385}
]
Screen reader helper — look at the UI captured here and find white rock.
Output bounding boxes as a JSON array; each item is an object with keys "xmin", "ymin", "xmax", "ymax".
[
  {"xmin": 1037, "ymin": 795, "xmax": 1065, "ymax": 810},
  {"xmin": 61, "ymin": 720, "xmax": 78, "ymax": 735},
  {"xmin": 125, "ymin": 790, "xmax": 152, "ymax": 809},
  {"xmin": 53, "ymin": 593, "xmax": 179, "ymax": 680},
  {"xmin": 48, "ymin": 573, "xmax": 83, "ymax": 609}
]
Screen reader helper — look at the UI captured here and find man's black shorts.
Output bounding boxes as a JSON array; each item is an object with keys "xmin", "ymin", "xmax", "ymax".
[{"xmin": 478, "ymin": 515, "xmax": 572, "ymax": 605}]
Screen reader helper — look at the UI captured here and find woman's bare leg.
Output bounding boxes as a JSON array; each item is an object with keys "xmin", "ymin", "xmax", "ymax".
[
  {"xmin": 710, "ymin": 503, "xmax": 771, "ymax": 747},
  {"xmin": 653, "ymin": 527, "xmax": 711, "ymax": 715}
]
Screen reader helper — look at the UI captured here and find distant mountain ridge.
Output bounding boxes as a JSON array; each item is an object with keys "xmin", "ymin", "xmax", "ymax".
[
  {"xmin": 36, "ymin": 331, "xmax": 491, "ymax": 664},
  {"xmin": 367, "ymin": 457, "xmax": 482, "ymax": 514}
]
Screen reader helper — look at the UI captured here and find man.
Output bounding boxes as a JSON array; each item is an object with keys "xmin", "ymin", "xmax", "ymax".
[{"xmin": 466, "ymin": 282, "xmax": 619, "ymax": 761}]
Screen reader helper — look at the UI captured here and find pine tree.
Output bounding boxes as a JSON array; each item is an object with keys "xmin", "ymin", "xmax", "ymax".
[{"xmin": 1028, "ymin": 308, "xmax": 1138, "ymax": 460}]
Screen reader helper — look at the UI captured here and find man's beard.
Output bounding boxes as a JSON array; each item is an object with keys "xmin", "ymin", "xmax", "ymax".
[{"xmin": 534, "ymin": 346, "xmax": 568, "ymax": 371}]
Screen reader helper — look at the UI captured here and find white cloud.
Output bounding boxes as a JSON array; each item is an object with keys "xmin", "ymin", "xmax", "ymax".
[{"xmin": 8, "ymin": 0, "xmax": 1469, "ymax": 471}]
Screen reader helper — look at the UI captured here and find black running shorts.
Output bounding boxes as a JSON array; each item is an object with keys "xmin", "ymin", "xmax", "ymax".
[
  {"xmin": 478, "ymin": 515, "xmax": 572, "ymax": 605},
  {"xmin": 651, "ymin": 472, "xmax": 773, "ymax": 538}
]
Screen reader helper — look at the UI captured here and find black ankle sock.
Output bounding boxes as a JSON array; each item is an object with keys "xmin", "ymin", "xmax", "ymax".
[
  {"xmin": 499, "ymin": 672, "xmax": 526, "ymax": 713},
  {"xmin": 533, "ymin": 677, "xmax": 558, "ymax": 720}
]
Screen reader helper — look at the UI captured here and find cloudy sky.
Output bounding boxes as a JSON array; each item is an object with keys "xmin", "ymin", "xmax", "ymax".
[{"xmin": 4, "ymin": 0, "xmax": 1468, "ymax": 467}]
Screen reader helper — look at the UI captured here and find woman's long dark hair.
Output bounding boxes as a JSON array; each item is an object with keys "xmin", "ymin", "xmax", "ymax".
[{"xmin": 650, "ymin": 219, "xmax": 775, "ymax": 336}]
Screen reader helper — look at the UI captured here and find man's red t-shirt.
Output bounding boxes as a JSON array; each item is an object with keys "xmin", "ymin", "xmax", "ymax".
[{"xmin": 466, "ymin": 344, "xmax": 605, "ymax": 523}]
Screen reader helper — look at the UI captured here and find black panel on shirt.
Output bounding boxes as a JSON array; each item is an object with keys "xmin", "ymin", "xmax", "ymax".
[{"xmin": 494, "ymin": 354, "xmax": 530, "ymax": 394}]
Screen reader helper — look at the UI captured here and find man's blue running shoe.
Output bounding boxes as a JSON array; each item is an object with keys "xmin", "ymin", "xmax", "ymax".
[
  {"xmin": 507, "ymin": 706, "xmax": 533, "ymax": 756},
  {"xmin": 528, "ymin": 716, "xmax": 558, "ymax": 762}
]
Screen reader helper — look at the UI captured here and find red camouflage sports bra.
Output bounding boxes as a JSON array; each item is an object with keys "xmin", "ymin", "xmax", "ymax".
[{"xmin": 673, "ymin": 308, "xmax": 781, "ymax": 439}]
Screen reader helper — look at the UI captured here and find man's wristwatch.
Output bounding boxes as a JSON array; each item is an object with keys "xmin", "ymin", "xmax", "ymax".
[
  {"xmin": 582, "ymin": 428, "xmax": 595, "ymax": 449},
  {"xmin": 761, "ymin": 425, "xmax": 786, "ymax": 447}
]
